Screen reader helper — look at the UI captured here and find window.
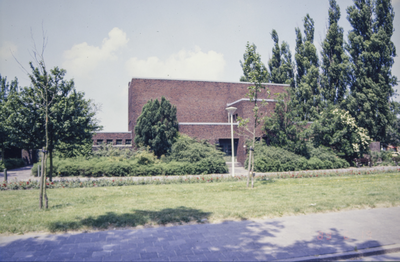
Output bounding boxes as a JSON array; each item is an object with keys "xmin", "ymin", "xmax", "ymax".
[
  {"xmin": 106, "ymin": 139, "xmax": 113, "ymax": 145},
  {"xmin": 116, "ymin": 139, "xmax": 122, "ymax": 145},
  {"xmin": 125, "ymin": 139, "xmax": 132, "ymax": 145},
  {"xmin": 97, "ymin": 139, "xmax": 103, "ymax": 145}
]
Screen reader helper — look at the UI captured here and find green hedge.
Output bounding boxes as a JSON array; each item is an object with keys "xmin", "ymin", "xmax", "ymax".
[
  {"xmin": 0, "ymin": 158, "xmax": 26, "ymax": 171},
  {"xmin": 247, "ymin": 143, "xmax": 349, "ymax": 172},
  {"xmin": 32, "ymin": 157, "xmax": 228, "ymax": 177}
]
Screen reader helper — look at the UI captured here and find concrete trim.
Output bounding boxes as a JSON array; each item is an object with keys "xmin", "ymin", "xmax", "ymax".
[
  {"xmin": 129, "ymin": 77, "xmax": 290, "ymax": 87},
  {"xmin": 286, "ymin": 243, "xmax": 400, "ymax": 262},
  {"xmin": 226, "ymin": 98, "xmax": 277, "ymax": 107},
  {"xmin": 179, "ymin": 122, "xmax": 239, "ymax": 126}
]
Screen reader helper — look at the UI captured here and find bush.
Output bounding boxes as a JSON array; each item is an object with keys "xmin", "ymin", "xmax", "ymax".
[
  {"xmin": 2, "ymin": 158, "xmax": 25, "ymax": 170},
  {"xmin": 168, "ymin": 135, "xmax": 226, "ymax": 163},
  {"xmin": 249, "ymin": 142, "xmax": 349, "ymax": 172},
  {"xmin": 30, "ymin": 138, "xmax": 228, "ymax": 177}
]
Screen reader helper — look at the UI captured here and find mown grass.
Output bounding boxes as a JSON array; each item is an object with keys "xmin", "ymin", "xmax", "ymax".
[{"xmin": 1, "ymin": 172, "xmax": 399, "ymax": 234}]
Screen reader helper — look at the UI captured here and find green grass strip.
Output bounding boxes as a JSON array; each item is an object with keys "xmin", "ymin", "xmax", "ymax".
[{"xmin": 0, "ymin": 172, "xmax": 399, "ymax": 234}]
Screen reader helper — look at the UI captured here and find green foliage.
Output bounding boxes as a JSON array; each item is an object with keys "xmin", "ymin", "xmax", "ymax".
[
  {"xmin": 0, "ymin": 161, "xmax": 4, "ymax": 172},
  {"xmin": 308, "ymin": 145, "xmax": 349, "ymax": 169},
  {"xmin": 134, "ymin": 96, "xmax": 179, "ymax": 158},
  {"xmin": 240, "ymin": 42, "xmax": 269, "ymax": 83},
  {"xmin": 0, "ymin": 75, "xmax": 19, "ymax": 160},
  {"xmin": 345, "ymin": 0, "xmax": 397, "ymax": 143},
  {"xmin": 90, "ymin": 143, "xmax": 137, "ymax": 159},
  {"xmin": 264, "ymin": 92, "xmax": 307, "ymax": 155},
  {"xmin": 293, "ymin": 14, "xmax": 322, "ymax": 121},
  {"xmin": 310, "ymin": 107, "xmax": 372, "ymax": 162},
  {"xmin": 247, "ymin": 142, "xmax": 348, "ymax": 172},
  {"xmin": 168, "ymin": 135, "xmax": 225, "ymax": 163},
  {"xmin": 31, "ymin": 137, "xmax": 228, "ymax": 177},
  {"xmin": 1, "ymin": 158, "xmax": 25, "ymax": 171},
  {"xmin": 268, "ymin": 30, "xmax": 294, "ymax": 88},
  {"xmin": 320, "ymin": 0, "xmax": 350, "ymax": 106}
]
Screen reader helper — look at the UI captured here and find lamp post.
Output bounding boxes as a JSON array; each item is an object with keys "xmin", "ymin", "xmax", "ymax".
[{"xmin": 226, "ymin": 106, "xmax": 237, "ymax": 177}]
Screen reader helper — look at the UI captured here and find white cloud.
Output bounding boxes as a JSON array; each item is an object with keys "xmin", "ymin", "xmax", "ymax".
[
  {"xmin": 125, "ymin": 46, "xmax": 226, "ymax": 81},
  {"xmin": 62, "ymin": 27, "xmax": 128, "ymax": 77},
  {"xmin": 0, "ymin": 41, "xmax": 18, "ymax": 60}
]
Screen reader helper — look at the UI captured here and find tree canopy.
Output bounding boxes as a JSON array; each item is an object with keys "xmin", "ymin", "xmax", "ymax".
[{"xmin": 134, "ymin": 96, "xmax": 179, "ymax": 158}]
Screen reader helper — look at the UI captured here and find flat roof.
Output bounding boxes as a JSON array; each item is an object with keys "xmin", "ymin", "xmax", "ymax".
[{"xmin": 129, "ymin": 77, "xmax": 290, "ymax": 87}]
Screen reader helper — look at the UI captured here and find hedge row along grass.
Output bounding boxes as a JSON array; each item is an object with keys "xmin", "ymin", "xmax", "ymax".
[
  {"xmin": 1, "ymin": 171, "xmax": 399, "ymax": 234},
  {"xmin": 4, "ymin": 167, "xmax": 400, "ymax": 191}
]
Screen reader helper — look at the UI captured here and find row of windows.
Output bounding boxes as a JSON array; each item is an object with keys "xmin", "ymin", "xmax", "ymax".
[{"xmin": 96, "ymin": 139, "xmax": 132, "ymax": 145}]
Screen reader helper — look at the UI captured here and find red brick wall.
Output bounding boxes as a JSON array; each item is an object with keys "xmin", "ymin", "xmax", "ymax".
[
  {"xmin": 128, "ymin": 79, "xmax": 286, "ymax": 130},
  {"xmin": 93, "ymin": 78, "xmax": 288, "ymax": 165}
]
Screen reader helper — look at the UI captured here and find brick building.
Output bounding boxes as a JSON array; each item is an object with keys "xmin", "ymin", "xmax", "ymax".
[{"xmin": 93, "ymin": 78, "xmax": 288, "ymax": 164}]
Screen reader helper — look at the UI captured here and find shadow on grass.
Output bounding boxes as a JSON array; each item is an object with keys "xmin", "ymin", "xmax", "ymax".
[{"xmin": 47, "ymin": 206, "xmax": 211, "ymax": 232}]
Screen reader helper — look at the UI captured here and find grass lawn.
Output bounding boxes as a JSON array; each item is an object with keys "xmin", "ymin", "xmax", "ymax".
[{"xmin": 1, "ymin": 172, "xmax": 399, "ymax": 234}]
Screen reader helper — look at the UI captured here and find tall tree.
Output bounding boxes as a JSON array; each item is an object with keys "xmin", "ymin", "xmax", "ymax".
[
  {"xmin": 268, "ymin": 30, "xmax": 295, "ymax": 88},
  {"xmin": 294, "ymin": 14, "xmax": 322, "ymax": 121},
  {"xmin": 134, "ymin": 96, "xmax": 179, "ymax": 158},
  {"xmin": 346, "ymin": 0, "xmax": 397, "ymax": 144},
  {"xmin": 0, "ymin": 75, "xmax": 19, "ymax": 160},
  {"xmin": 239, "ymin": 42, "xmax": 269, "ymax": 188},
  {"xmin": 320, "ymin": 0, "xmax": 350, "ymax": 106},
  {"xmin": 240, "ymin": 43, "xmax": 269, "ymax": 83}
]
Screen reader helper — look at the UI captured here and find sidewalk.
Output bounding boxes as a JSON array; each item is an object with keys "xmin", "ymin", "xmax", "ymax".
[{"xmin": 1, "ymin": 207, "xmax": 399, "ymax": 261}]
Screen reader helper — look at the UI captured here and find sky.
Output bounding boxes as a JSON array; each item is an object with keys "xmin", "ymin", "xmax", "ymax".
[{"xmin": 1, "ymin": 0, "xmax": 399, "ymax": 132}]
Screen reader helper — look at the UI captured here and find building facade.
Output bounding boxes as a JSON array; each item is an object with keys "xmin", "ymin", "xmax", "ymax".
[{"xmin": 93, "ymin": 78, "xmax": 288, "ymax": 164}]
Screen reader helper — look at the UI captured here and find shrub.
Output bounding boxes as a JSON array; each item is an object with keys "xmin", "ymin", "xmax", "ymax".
[
  {"xmin": 307, "ymin": 157, "xmax": 324, "ymax": 170},
  {"xmin": 2, "ymin": 158, "xmax": 25, "ymax": 170},
  {"xmin": 168, "ymin": 135, "xmax": 226, "ymax": 163},
  {"xmin": 249, "ymin": 142, "xmax": 349, "ymax": 172}
]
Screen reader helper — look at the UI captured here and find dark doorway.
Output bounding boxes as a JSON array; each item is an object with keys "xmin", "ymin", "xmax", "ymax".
[{"xmin": 218, "ymin": 139, "xmax": 238, "ymax": 156}]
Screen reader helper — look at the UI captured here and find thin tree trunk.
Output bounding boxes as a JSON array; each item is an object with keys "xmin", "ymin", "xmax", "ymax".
[
  {"xmin": 39, "ymin": 148, "xmax": 44, "ymax": 209},
  {"xmin": 49, "ymin": 149, "xmax": 53, "ymax": 182},
  {"xmin": 1, "ymin": 145, "xmax": 4, "ymax": 162},
  {"xmin": 251, "ymin": 146, "xmax": 255, "ymax": 188},
  {"xmin": 247, "ymin": 149, "xmax": 252, "ymax": 187},
  {"xmin": 251, "ymin": 133, "xmax": 256, "ymax": 189},
  {"xmin": 43, "ymin": 152, "xmax": 48, "ymax": 209}
]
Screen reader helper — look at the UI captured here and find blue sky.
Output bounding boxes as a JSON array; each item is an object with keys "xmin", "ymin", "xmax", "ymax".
[{"xmin": 1, "ymin": 0, "xmax": 399, "ymax": 132}]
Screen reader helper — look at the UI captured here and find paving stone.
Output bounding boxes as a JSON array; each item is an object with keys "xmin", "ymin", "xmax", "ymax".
[
  {"xmin": 120, "ymin": 252, "xmax": 141, "ymax": 261},
  {"xmin": 102, "ymin": 254, "xmax": 122, "ymax": 261},
  {"xmin": 175, "ymin": 248, "xmax": 194, "ymax": 256},
  {"xmin": 92, "ymin": 250, "xmax": 112, "ymax": 257},
  {"xmin": 169, "ymin": 255, "xmax": 189, "ymax": 261},
  {"xmin": 139, "ymin": 252, "xmax": 158, "ymax": 259},
  {"xmin": 186, "ymin": 254, "xmax": 208, "ymax": 261},
  {"xmin": 157, "ymin": 249, "xmax": 177, "ymax": 258}
]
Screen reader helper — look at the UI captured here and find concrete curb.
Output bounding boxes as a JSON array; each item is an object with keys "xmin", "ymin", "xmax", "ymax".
[{"xmin": 282, "ymin": 243, "xmax": 400, "ymax": 261}]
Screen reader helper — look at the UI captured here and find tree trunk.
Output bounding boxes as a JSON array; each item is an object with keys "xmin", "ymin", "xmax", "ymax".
[
  {"xmin": 251, "ymin": 146, "xmax": 255, "ymax": 188},
  {"xmin": 1, "ymin": 145, "xmax": 4, "ymax": 162},
  {"xmin": 251, "ymin": 98, "xmax": 257, "ymax": 189},
  {"xmin": 49, "ymin": 149, "xmax": 53, "ymax": 182},
  {"xmin": 39, "ymin": 148, "xmax": 44, "ymax": 209},
  {"xmin": 247, "ymin": 149, "xmax": 252, "ymax": 187},
  {"xmin": 43, "ymin": 152, "xmax": 48, "ymax": 209}
]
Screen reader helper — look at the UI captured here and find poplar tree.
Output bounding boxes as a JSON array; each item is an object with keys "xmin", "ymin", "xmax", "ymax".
[
  {"xmin": 268, "ymin": 30, "xmax": 295, "ymax": 88},
  {"xmin": 345, "ymin": 0, "xmax": 397, "ymax": 143},
  {"xmin": 294, "ymin": 14, "xmax": 322, "ymax": 121},
  {"xmin": 320, "ymin": 0, "xmax": 350, "ymax": 106}
]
